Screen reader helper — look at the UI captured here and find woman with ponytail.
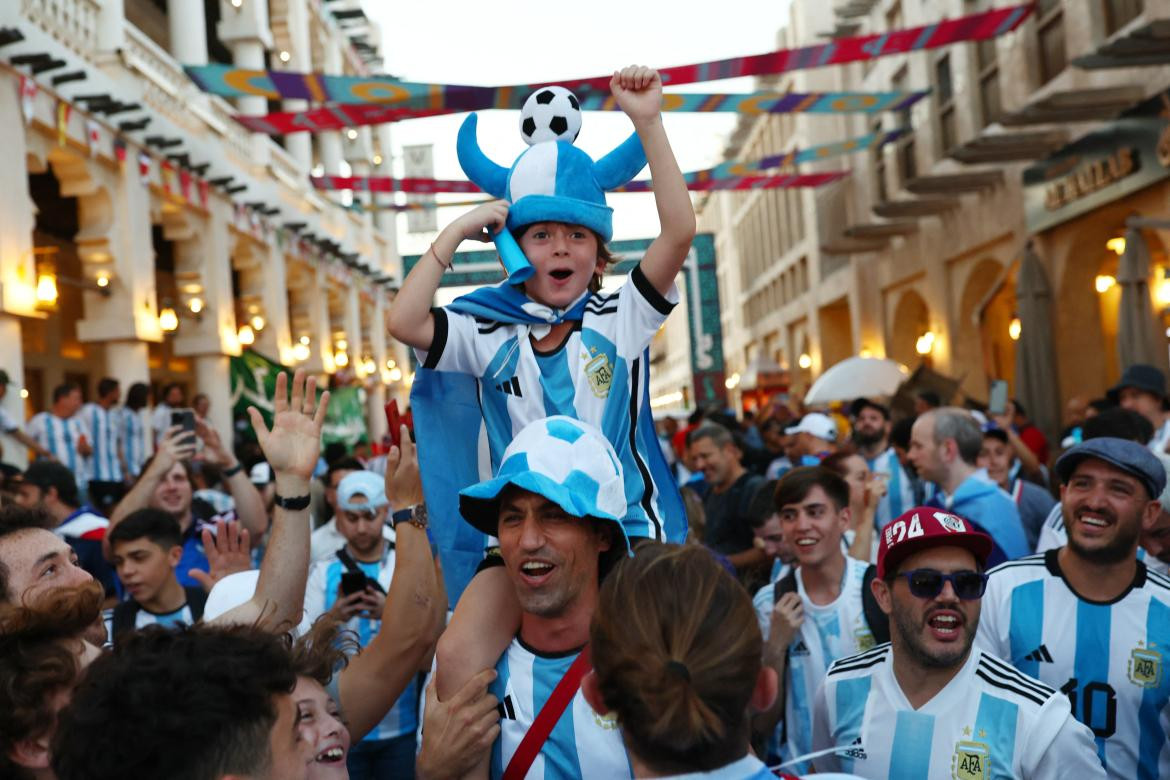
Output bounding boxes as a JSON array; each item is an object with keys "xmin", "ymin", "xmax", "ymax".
[{"xmin": 582, "ymin": 543, "xmax": 779, "ymax": 778}]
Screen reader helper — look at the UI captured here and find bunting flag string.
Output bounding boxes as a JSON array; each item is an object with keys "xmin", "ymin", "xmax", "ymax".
[
  {"xmin": 185, "ymin": 4, "xmax": 1030, "ymax": 105},
  {"xmin": 616, "ymin": 171, "xmax": 848, "ymax": 192},
  {"xmin": 232, "ymin": 89, "xmax": 931, "ymax": 135},
  {"xmin": 312, "ymin": 128, "xmax": 891, "ymax": 195}
]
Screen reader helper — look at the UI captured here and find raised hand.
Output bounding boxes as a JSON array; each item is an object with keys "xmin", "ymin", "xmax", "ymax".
[
  {"xmin": 610, "ymin": 65, "xmax": 662, "ymax": 124},
  {"xmin": 155, "ymin": 425, "xmax": 198, "ymax": 472},
  {"xmin": 189, "ymin": 519, "xmax": 253, "ymax": 592},
  {"xmin": 248, "ymin": 369, "xmax": 329, "ymax": 493},
  {"xmin": 194, "ymin": 417, "xmax": 231, "ymax": 467},
  {"xmin": 386, "ymin": 424, "xmax": 424, "ymax": 512}
]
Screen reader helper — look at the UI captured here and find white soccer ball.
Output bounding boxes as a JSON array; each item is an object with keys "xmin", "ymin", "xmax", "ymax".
[{"xmin": 519, "ymin": 86, "xmax": 582, "ymax": 146}]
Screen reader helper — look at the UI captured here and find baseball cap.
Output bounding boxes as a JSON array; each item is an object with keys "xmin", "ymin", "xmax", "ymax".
[
  {"xmin": 1054, "ymin": 437, "xmax": 1166, "ymax": 500},
  {"xmin": 459, "ymin": 416, "xmax": 630, "ymax": 552},
  {"xmin": 877, "ymin": 507, "xmax": 994, "ymax": 579},
  {"xmin": 849, "ymin": 397, "xmax": 890, "ymax": 419},
  {"xmin": 337, "ymin": 470, "xmax": 388, "ymax": 511},
  {"xmin": 785, "ymin": 412, "xmax": 838, "ymax": 442}
]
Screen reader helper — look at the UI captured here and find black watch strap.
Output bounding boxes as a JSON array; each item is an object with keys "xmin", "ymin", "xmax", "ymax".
[
  {"xmin": 221, "ymin": 463, "xmax": 243, "ymax": 478},
  {"xmin": 273, "ymin": 493, "xmax": 311, "ymax": 511}
]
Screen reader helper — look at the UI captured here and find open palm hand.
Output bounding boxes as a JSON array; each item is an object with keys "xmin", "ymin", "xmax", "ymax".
[{"xmin": 248, "ymin": 369, "xmax": 329, "ymax": 482}]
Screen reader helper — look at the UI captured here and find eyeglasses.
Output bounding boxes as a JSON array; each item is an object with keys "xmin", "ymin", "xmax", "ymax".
[{"xmin": 896, "ymin": 569, "xmax": 988, "ymax": 600}]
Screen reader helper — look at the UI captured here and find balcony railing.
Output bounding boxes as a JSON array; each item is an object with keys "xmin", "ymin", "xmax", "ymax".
[{"xmin": 21, "ymin": 0, "xmax": 100, "ymax": 59}]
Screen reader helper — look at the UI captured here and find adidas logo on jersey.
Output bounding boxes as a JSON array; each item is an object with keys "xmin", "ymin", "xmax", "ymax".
[
  {"xmin": 843, "ymin": 736, "xmax": 867, "ymax": 760},
  {"xmin": 791, "ymin": 640, "xmax": 810, "ymax": 657},
  {"xmin": 493, "ymin": 377, "xmax": 523, "ymax": 397},
  {"xmin": 498, "ymin": 694, "xmax": 517, "ymax": 720},
  {"xmin": 1023, "ymin": 644, "xmax": 1053, "ymax": 663}
]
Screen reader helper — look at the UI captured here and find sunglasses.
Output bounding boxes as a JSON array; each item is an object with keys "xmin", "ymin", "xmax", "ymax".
[{"xmin": 896, "ymin": 568, "xmax": 988, "ymax": 600}]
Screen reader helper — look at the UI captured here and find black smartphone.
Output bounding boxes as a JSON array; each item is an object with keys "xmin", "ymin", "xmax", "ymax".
[
  {"xmin": 171, "ymin": 409, "xmax": 196, "ymax": 435},
  {"xmin": 340, "ymin": 572, "xmax": 369, "ymax": 597}
]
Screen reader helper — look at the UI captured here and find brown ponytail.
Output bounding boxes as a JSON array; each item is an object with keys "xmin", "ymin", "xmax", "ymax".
[{"xmin": 589, "ymin": 543, "xmax": 762, "ymax": 774}]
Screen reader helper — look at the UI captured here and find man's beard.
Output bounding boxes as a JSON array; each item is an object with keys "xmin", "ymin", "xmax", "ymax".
[
  {"xmin": 852, "ymin": 429, "xmax": 885, "ymax": 449},
  {"xmin": 1065, "ymin": 507, "xmax": 1142, "ymax": 565},
  {"xmin": 891, "ymin": 599, "xmax": 974, "ymax": 670}
]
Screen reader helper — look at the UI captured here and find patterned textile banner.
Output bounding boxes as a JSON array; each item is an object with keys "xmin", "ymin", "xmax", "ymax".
[
  {"xmin": 311, "ymin": 129, "xmax": 889, "ymax": 195},
  {"xmin": 314, "ymin": 170, "xmax": 847, "ymax": 194},
  {"xmin": 231, "ymin": 90, "xmax": 931, "ymax": 134},
  {"xmin": 185, "ymin": 5, "xmax": 1031, "ymax": 104}
]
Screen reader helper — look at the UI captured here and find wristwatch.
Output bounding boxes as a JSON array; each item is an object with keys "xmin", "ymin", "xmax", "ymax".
[{"xmin": 391, "ymin": 503, "xmax": 428, "ymax": 531}]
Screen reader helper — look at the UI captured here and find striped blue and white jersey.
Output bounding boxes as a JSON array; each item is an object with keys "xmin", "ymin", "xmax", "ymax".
[
  {"xmin": 490, "ymin": 639, "xmax": 629, "ymax": 779},
  {"xmin": 975, "ymin": 550, "xmax": 1170, "ymax": 779},
  {"xmin": 27, "ymin": 411, "xmax": 89, "ymax": 486},
  {"xmin": 417, "ymin": 269, "xmax": 677, "ymax": 542},
  {"xmin": 303, "ymin": 544, "xmax": 419, "ymax": 742},
  {"xmin": 864, "ymin": 447, "xmax": 913, "ymax": 531},
  {"xmin": 81, "ymin": 403, "xmax": 122, "ymax": 482},
  {"xmin": 753, "ymin": 556, "xmax": 875, "ymax": 770},
  {"xmin": 116, "ymin": 406, "xmax": 149, "ymax": 478},
  {"xmin": 813, "ymin": 644, "xmax": 1103, "ymax": 779}
]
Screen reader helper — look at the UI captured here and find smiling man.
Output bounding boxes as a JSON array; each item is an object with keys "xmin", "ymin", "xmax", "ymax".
[
  {"xmin": 976, "ymin": 438, "xmax": 1170, "ymax": 779},
  {"xmin": 812, "ymin": 507, "xmax": 1102, "ymax": 778},
  {"xmin": 419, "ymin": 416, "xmax": 631, "ymax": 779},
  {"xmin": 751, "ymin": 467, "xmax": 886, "ymax": 772}
]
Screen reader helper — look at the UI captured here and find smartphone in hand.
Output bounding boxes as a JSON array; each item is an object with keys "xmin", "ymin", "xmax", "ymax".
[{"xmin": 340, "ymin": 571, "xmax": 369, "ymax": 597}]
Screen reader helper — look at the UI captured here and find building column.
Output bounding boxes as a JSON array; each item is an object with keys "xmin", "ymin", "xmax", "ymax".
[
  {"xmin": 282, "ymin": 0, "xmax": 313, "ymax": 169},
  {"xmin": 0, "ymin": 76, "xmax": 40, "ymax": 320},
  {"xmin": 310, "ymin": 265, "xmax": 335, "ymax": 374},
  {"xmin": 172, "ymin": 200, "xmax": 240, "ymax": 442},
  {"xmin": 97, "ymin": 0, "xmax": 126, "ymax": 52},
  {"xmin": 343, "ymin": 283, "xmax": 362, "ymax": 371},
  {"xmin": 366, "ymin": 294, "xmax": 388, "ymax": 443},
  {"xmin": 104, "ymin": 343, "xmax": 151, "ymax": 390},
  {"xmin": 167, "ymin": 0, "xmax": 209, "ymax": 65},
  {"xmin": 0, "ymin": 315, "xmax": 29, "ymax": 469}
]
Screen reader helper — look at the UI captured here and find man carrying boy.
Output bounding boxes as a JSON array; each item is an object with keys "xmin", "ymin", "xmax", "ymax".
[
  {"xmin": 417, "ymin": 416, "xmax": 632, "ymax": 779},
  {"xmin": 303, "ymin": 469, "xmax": 420, "ymax": 780},
  {"xmin": 107, "ymin": 508, "xmax": 206, "ymax": 643},
  {"xmin": 752, "ymin": 467, "xmax": 886, "ymax": 772}
]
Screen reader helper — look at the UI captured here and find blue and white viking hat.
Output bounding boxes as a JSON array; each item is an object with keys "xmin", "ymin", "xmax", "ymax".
[
  {"xmin": 456, "ymin": 88, "xmax": 647, "ymax": 243},
  {"xmin": 458, "ymin": 415, "xmax": 630, "ymax": 552}
]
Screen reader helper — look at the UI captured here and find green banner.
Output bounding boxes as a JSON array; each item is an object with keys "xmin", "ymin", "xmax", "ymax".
[{"xmin": 230, "ymin": 349, "xmax": 369, "ymax": 448}]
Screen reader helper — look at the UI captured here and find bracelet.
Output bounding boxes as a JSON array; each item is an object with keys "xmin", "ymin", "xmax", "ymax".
[
  {"xmin": 221, "ymin": 463, "xmax": 243, "ymax": 478},
  {"xmin": 273, "ymin": 493, "xmax": 311, "ymax": 511},
  {"xmin": 427, "ymin": 242, "xmax": 451, "ymax": 272}
]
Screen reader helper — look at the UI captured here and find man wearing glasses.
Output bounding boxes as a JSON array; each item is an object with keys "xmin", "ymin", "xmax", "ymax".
[
  {"xmin": 976, "ymin": 438, "xmax": 1170, "ymax": 780},
  {"xmin": 812, "ymin": 506, "xmax": 1102, "ymax": 778}
]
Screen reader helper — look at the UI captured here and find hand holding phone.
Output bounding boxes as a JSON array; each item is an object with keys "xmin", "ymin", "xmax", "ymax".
[
  {"xmin": 988, "ymin": 380, "xmax": 1009, "ymax": 417},
  {"xmin": 340, "ymin": 571, "xmax": 369, "ymax": 597}
]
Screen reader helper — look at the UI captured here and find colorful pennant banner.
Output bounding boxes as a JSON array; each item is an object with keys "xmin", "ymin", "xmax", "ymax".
[
  {"xmin": 617, "ymin": 171, "xmax": 849, "ymax": 192},
  {"xmin": 185, "ymin": 5, "xmax": 1031, "ymax": 106},
  {"xmin": 231, "ymin": 90, "xmax": 931, "ymax": 134},
  {"xmin": 312, "ymin": 129, "xmax": 890, "ymax": 194}
]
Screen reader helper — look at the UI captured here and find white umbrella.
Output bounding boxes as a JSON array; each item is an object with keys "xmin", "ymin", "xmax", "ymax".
[{"xmin": 803, "ymin": 357, "xmax": 909, "ymax": 405}]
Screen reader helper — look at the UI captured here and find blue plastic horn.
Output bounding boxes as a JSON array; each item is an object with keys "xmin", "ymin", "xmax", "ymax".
[{"xmin": 493, "ymin": 226, "xmax": 534, "ymax": 284}]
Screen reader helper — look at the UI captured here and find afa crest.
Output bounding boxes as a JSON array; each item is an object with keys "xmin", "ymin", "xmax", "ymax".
[
  {"xmin": 855, "ymin": 627, "xmax": 876, "ymax": 652},
  {"xmin": 584, "ymin": 353, "xmax": 614, "ymax": 398},
  {"xmin": 951, "ymin": 739, "xmax": 990, "ymax": 780},
  {"xmin": 593, "ymin": 710, "xmax": 619, "ymax": 730},
  {"xmin": 1128, "ymin": 642, "xmax": 1162, "ymax": 688}
]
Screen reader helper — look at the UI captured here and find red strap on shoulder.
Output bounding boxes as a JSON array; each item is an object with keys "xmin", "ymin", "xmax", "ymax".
[{"xmin": 502, "ymin": 645, "xmax": 592, "ymax": 780}]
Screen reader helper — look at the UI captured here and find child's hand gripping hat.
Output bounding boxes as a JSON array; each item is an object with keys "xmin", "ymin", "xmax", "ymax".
[{"xmin": 457, "ymin": 87, "xmax": 647, "ymax": 281}]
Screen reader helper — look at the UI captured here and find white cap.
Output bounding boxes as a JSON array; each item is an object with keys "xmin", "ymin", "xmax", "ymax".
[{"xmin": 785, "ymin": 413, "xmax": 838, "ymax": 443}]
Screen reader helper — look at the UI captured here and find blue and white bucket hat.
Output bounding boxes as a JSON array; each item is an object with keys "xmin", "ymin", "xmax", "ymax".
[{"xmin": 458, "ymin": 416, "xmax": 630, "ymax": 553}]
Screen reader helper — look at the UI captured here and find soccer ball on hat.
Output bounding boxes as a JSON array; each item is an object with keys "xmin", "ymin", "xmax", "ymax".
[{"xmin": 519, "ymin": 86, "xmax": 582, "ymax": 146}]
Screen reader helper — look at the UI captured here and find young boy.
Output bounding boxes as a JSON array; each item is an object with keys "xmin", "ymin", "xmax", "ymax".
[
  {"xmin": 752, "ymin": 467, "xmax": 888, "ymax": 773},
  {"xmin": 107, "ymin": 508, "xmax": 206, "ymax": 644},
  {"xmin": 387, "ymin": 65, "xmax": 695, "ymax": 718}
]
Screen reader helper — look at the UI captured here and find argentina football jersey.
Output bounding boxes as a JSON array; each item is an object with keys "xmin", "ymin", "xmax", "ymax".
[
  {"xmin": 976, "ymin": 550, "xmax": 1170, "ymax": 779},
  {"xmin": 82, "ymin": 402, "xmax": 122, "ymax": 482},
  {"xmin": 812, "ymin": 644, "xmax": 1103, "ymax": 779},
  {"xmin": 491, "ymin": 639, "xmax": 629, "ymax": 779},
  {"xmin": 417, "ymin": 268, "xmax": 678, "ymax": 543}
]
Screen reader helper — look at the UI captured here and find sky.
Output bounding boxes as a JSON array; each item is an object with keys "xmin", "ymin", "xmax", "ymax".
[{"xmin": 366, "ymin": 0, "xmax": 797, "ymax": 270}]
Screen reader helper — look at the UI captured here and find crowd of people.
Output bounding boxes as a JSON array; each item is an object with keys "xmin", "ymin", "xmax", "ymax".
[{"xmin": 1, "ymin": 66, "xmax": 1168, "ymax": 780}]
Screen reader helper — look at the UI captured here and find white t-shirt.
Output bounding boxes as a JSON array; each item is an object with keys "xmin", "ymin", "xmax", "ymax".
[
  {"xmin": 753, "ymin": 556, "xmax": 876, "ymax": 770},
  {"xmin": 812, "ymin": 644, "xmax": 1103, "ymax": 778},
  {"xmin": 975, "ymin": 550, "xmax": 1170, "ymax": 779}
]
